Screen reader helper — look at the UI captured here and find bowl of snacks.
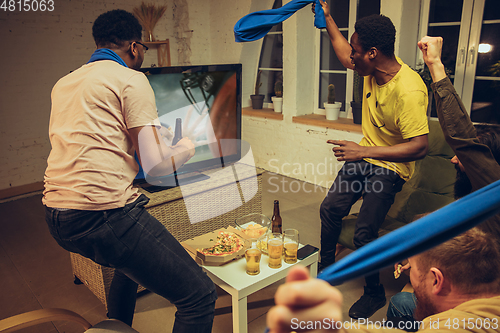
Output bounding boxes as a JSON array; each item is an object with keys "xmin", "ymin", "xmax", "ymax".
[{"xmin": 235, "ymin": 213, "xmax": 271, "ymax": 254}]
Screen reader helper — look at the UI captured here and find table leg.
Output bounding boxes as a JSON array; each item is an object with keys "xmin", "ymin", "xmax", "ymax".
[
  {"xmin": 232, "ymin": 295, "xmax": 248, "ymax": 333},
  {"xmin": 308, "ymin": 261, "xmax": 318, "ymax": 278}
]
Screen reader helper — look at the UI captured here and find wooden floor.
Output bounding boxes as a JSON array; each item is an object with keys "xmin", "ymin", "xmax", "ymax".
[{"xmin": 0, "ymin": 173, "xmax": 409, "ymax": 332}]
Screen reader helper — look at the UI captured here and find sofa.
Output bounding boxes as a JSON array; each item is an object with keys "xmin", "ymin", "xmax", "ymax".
[{"xmin": 337, "ymin": 120, "xmax": 457, "ymax": 250}]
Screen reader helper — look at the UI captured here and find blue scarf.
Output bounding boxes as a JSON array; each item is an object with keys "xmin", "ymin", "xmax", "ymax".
[
  {"xmin": 318, "ymin": 178, "xmax": 500, "ymax": 285},
  {"xmin": 87, "ymin": 48, "xmax": 128, "ymax": 67},
  {"xmin": 234, "ymin": 0, "xmax": 326, "ymax": 43}
]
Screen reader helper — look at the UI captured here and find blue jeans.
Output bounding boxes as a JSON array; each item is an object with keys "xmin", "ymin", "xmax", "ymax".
[
  {"xmin": 387, "ymin": 292, "xmax": 418, "ymax": 331},
  {"xmin": 45, "ymin": 194, "xmax": 217, "ymax": 332}
]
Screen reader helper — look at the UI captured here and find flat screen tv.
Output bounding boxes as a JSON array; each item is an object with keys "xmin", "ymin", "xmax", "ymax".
[{"xmin": 135, "ymin": 63, "xmax": 242, "ymax": 191}]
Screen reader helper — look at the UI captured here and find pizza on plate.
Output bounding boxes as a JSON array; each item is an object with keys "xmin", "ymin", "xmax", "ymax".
[{"xmin": 198, "ymin": 231, "xmax": 244, "ymax": 256}]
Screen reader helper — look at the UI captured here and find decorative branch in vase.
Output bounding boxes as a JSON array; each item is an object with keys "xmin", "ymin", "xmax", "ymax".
[{"xmin": 133, "ymin": 2, "xmax": 167, "ymax": 42}]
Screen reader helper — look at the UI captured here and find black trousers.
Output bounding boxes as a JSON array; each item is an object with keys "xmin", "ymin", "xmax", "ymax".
[{"xmin": 320, "ymin": 160, "xmax": 405, "ymax": 272}]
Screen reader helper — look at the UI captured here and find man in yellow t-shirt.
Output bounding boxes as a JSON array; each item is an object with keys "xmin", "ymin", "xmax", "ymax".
[
  {"xmin": 315, "ymin": 0, "xmax": 429, "ymax": 319},
  {"xmin": 267, "ymin": 227, "xmax": 500, "ymax": 333}
]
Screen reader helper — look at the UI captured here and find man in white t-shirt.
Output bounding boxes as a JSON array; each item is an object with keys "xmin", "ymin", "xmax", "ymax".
[{"xmin": 43, "ymin": 10, "xmax": 217, "ymax": 332}]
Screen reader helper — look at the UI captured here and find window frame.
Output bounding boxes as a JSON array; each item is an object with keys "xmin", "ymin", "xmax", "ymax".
[{"xmin": 256, "ymin": 0, "xmax": 283, "ymax": 109}]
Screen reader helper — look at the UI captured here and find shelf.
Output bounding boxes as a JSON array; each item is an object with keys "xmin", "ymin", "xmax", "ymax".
[
  {"xmin": 143, "ymin": 39, "xmax": 171, "ymax": 67},
  {"xmin": 242, "ymin": 107, "xmax": 283, "ymax": 120},
  {"xmin": 242, "ymin": 108, "xmax": 362, "ymax": 133},
  {"xmin": 292, "ymin": 114, "xmax": 362, "ymax": 133}
]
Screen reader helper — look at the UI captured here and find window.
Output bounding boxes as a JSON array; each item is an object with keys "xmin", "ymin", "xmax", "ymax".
[
  {"xmin": 419, "ymin": 0, "xmax": 500, "ymax": 124},
  {"xmin": 317, "ymin": 0, "xmax": 380, "ymax": 117},
  {"xmin": 256, "ymin": 0, "xmax": 283, "ymax": 104}
]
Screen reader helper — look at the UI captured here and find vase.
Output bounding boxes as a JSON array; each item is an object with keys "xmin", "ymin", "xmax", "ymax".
[
  {"xmin": 324, "ymin": 102, "xmax": 342, "ymax": 121},
  {"xmin": 144, "ymin": 28, "xmax": 156, "ymax": 42},
  {"xmin": 271, "ymin": 96, "xmax": 283, "ymax": 113}
]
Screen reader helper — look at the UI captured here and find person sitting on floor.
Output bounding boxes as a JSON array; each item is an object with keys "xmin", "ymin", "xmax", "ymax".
[{"xmin": 266, "ymin": 227, "xmax": 500, "ymax": 333}]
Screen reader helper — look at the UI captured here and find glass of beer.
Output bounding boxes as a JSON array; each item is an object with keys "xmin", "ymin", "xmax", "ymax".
[
  {"xmin": 283, "ymin": 229, "xmax": 299, "ymax": 264},
  {"xmin": 245, "ymin": 239, "xmax": 261, "ymax": 275},
  {"xmin": 267, "ymin": 232, "xmax": 283, "ymax": 268}
]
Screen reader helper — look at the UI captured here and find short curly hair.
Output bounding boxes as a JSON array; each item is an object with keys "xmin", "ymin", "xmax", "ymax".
[
  {"xmin": 92, "ymin": 9, "xmax": 143, "ymax": 48},
  {"xmin": 354, "ymin": 14, "xmax": 396, "ymax": 57}
]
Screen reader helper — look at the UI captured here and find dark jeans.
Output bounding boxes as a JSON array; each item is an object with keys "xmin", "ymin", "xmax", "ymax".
[
  {"xmin": 320, "ymin": 160, "xmax": 405, "ymax": 269},
  {"xmin": 387, "ymin": 292, "xmax": 417, "ymax": 318},
  {"xmin": 45, "ymin": 194, "xmax": 217, "ymax": 332}
]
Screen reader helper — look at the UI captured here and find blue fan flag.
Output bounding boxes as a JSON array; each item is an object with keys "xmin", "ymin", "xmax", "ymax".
[
  {"xmin": 318, "ymin": 178, "xmax": 500, "ymax": 285},
  {"xmin": 234, "ymin": 0, "xmax": 326, "ymax": 43}
]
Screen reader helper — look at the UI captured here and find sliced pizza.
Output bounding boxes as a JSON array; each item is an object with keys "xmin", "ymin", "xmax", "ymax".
[{"xmin": 198, "ymin": 231, "xmax": 244, "ymax": 256}]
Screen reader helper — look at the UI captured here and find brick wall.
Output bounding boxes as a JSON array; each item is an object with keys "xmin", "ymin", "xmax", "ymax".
[
  {"xmin": 0, "ymin": 0, "xmax": 215, "ymax": 193},
  {"xmin": 242, "ymin": 116, "xmax": 363, "ymax": 190}
]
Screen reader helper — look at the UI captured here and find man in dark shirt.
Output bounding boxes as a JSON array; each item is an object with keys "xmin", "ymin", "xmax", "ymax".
[{"xmin": 418, "ymin": 36, "xmax": 500, "ymax": 240}]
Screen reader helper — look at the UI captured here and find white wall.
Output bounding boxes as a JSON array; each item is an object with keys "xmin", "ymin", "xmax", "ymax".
[
  {"xmin": 0, "ymin": 0, "xmax": 422, "ymax": 194},
  {"xmin": 1, "ymin": 1, "xmax": 98, "ymax": 191},
  {"xmin": 381, "ymin": 0, "xmax": 422, "ymax": 67}
]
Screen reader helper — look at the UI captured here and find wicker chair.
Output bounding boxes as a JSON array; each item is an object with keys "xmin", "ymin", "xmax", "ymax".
[{"xmin": 0, "ymin": 308, "xmax": 139, "ymax": 333}]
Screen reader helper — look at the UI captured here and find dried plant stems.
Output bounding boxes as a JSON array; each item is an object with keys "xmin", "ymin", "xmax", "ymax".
[{"xmin": 133, "ymin": 2, "xmax": 167, "ymax": 41}]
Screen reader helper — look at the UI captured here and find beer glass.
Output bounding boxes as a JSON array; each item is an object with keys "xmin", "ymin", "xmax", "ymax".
[
  {"xmin": 267, "ymin": 232, "xmax": 283, "ymax": 268},
  {"xmin": 245, "ymin": 239, "xmax": 261, "ymax": 275},
  {"xmin": 283, "ymin": 229, "xmax": 299, "ymax": 264}
]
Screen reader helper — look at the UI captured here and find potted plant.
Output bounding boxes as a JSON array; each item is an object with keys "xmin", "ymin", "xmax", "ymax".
[
  {"xmin": 413, "ymin": 63, "xmax": 452, "ymax": 117},
  {"xmin": 351, "ymin": 71, "xmax": 363, "ymax": 124},
  {"xmin": 272, "ymin": 81, "xmax": 283, "ymax": 113},
  {"xmin": 250, "ymin": 70, "xmax": 265, "ymax": 109},
  {"xmin": 324, "ymin": 84, "xmax": 342, "ymax": 120}
]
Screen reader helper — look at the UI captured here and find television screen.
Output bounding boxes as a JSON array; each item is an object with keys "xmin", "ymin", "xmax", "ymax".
[{"xmin": 135, "ymin": 64, "xmax": 242, "ymax": 191}]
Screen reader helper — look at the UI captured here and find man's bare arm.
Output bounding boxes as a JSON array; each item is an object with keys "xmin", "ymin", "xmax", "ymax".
[
  {"xmin": 317, "ymin": 0, "xmax": 354, "ymax": 69},
  {"xmin": 328, "ymin": 134, "xmax": 429, "ymax": 163},
  {"xmin": 129, "ymin": 125, "xmax": 195, "ymax": 178}
]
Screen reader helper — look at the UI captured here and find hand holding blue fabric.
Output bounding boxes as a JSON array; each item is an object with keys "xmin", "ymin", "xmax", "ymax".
[{"xmin": 234, "ymin": 0, "xmax": 326, "ymax": 43}]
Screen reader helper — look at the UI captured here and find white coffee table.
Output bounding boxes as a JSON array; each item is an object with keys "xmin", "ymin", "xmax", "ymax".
[{"xmin": 202, "ymin": 245, "xmax": 318, "ymax": 333}]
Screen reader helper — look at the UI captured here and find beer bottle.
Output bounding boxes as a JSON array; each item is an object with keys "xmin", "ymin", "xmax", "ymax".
[
  {"xmin": 172, "ymin": 118, "xmax": 182, "ymax": 145},
  {"xmin": 271, "ymin": 200, "xmax": 282, "ymax": 234}
]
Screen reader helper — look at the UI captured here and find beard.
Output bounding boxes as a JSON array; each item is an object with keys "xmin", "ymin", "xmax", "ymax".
[
  {"xmin": 413, "ymin": 285, "xmax": 439, "ymax": 321},
  {"xmin": 454, "ymin": 165, "xmax": 472, "ymax": 199}
]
